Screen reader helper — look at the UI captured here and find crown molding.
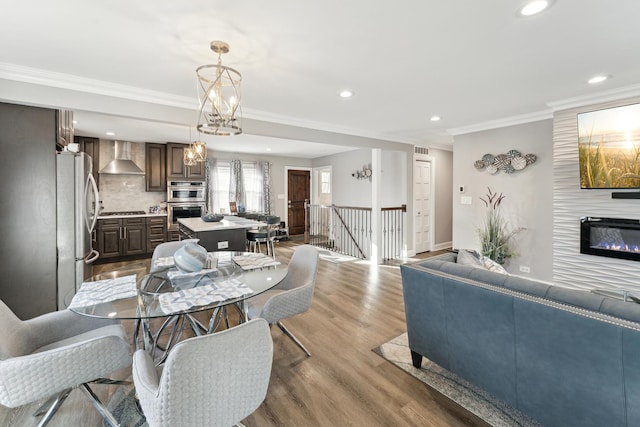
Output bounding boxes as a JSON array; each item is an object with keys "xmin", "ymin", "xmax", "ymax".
[
  {"xmin": 547, "ymin": 83, "xmax": 640, "ymax": 111},
  {"xmin": 425, "ymin": 143, "xmax": 454, "ymax": 152},
  {"xmin": 0, "ymin": 62, "xmax": 197, "ymax": 110},
  {"xmin": 447, "ymin": 110, "xmax": 553, "ymax": 136}
]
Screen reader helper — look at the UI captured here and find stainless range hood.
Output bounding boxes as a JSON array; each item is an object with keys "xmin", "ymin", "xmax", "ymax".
[{"xmin": 99, "ymin": 141, "xmax": 144, "ymax": 175}]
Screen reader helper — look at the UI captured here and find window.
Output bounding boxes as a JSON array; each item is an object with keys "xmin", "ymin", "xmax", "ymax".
[
  {"xmin": 242, "ymin": 161, "xmax": 263, "ymax": 212},
  {"xmin": 210, "ymin": 160, "xmax": 264, "ymax": 213},
  {"xmin": 211, "ymin": 160, "xmax": 231, "ymax": 213},
  {"xmin": 320, "ymin": 170, "xmax": 331, "ymax": 194}
]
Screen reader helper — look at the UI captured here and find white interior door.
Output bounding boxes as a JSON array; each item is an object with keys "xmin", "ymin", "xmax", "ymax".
[{"xmin": 414, "ymin": 159, "xmax": 432, "ymax": 253}]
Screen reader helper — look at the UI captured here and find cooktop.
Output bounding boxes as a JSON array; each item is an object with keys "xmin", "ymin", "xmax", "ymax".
[{"xmin": 100, "ymin": 211, "xmax": 146, "ymax": 216}]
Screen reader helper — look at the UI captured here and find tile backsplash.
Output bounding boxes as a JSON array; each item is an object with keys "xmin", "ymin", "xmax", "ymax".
[{"xmin": 98, "ymin": 140, "xmax": 166, "ymax": 212}]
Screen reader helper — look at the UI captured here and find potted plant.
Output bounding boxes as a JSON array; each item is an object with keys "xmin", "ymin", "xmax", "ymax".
[{"xmin": 478, "ymin": 187, "xmax": 522, "ymax": 265}]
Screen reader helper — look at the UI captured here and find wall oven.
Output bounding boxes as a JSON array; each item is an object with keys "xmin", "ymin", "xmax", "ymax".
[
  {"xmin": 167, "ymin": 180, "xmax": 206, "ymax": 203},
  {"xmin": 168, "ymin": 202, "xmax": 205, "ymax": 229},
  {"xmin": 167, "ymin": 180, "xmax": 206, "ymax": 229}
]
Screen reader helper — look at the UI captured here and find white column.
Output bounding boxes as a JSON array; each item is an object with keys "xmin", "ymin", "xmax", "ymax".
[{"xmin": 371, "ymin": 149, "xmax": 382, "ymax": 265}]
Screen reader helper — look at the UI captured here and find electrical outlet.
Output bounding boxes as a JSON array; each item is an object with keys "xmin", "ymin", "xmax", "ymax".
[
  {"xmin": 519, "ymin": 265, "xmax": 530, "ymax": 273},
  {"xmin": 217, "ymin": 241, "xmax": 229, "ymax": 249}
]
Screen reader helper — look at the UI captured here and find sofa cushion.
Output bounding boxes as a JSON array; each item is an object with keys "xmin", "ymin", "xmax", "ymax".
[
  {"xmin": 456, "ymin": 249, "xmax": 484, "ymax": 268},
  {"xmin": 468, "ymin": 267, "xmax": 509, "ymax": 287},
  {"xmin": 599, "ymin": 298, "xmax": 640, "ymax": 323},
  {"xmin": 503, "ymin": 275, "xmax": 550, "ymax": 298},
  {"xmin": 544, "ymin": 287, "xmax": 606, "ymax": 311}
]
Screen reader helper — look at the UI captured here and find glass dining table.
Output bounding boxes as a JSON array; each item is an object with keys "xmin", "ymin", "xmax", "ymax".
[{"xmin": 70, "ymin": 251, "xmax": 287, "ymax": 362}]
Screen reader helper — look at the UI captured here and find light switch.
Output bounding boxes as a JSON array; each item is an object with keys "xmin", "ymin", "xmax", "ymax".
[
  {"xmin": 460, "ymin": 196, "xmax": 472, "ymax": 205},
  {"xmin": 277, "ymin": 194, "xmax": 285, "ymax": 200}
]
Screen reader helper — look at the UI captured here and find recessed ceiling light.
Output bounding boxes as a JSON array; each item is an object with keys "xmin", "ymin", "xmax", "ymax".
[
  {"xmin": 266, "ymin": 147, "xmax": 272, "ymax": 152},
  {"xmin": 519, "ymin": 0, "xmax": 550, "ymax": 16},
  {"xmin": 339, "ymin": 90, "xmax": 354, "ymax": 98},
  {"xmin": 588, "ymin": 75, "xmax": 608, "ymax": 84},
  {"xmin": 105, "ymin": 131, "xmax": 115, "ymax": 136},
  {"xmin": 430, "ymin": 115, "xmax": 441, "ymax": 122}
]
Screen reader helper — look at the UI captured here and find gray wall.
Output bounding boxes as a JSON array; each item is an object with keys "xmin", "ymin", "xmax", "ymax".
[
  {"xmin": 453, "ymin": 120, "xmax": 554, "ymax": 280},
  {"xmin": 553, "ymin": 96, "xmax": 640, "ymax": 292},
  {"xmin": 313, "ymin": 148, "xmax": 373, "ymax": 206}
]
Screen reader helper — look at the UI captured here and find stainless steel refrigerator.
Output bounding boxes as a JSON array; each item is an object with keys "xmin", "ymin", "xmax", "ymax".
[{"xmin": 56, "ymin": 150, "xmax": 100, "ymax": 309}]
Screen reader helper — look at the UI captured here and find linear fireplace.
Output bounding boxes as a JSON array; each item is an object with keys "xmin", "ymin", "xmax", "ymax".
[{"xmin": 580, "ymin": 217, "xmax": 640, "ymax": 262}]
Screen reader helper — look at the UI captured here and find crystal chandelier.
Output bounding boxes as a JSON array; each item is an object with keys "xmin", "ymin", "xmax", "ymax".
[{"xmin": 196, "ymin": 41, "xmax": 242, "ymax": 136}]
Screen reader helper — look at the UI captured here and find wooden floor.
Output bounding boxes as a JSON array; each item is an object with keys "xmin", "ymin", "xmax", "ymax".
[{"xmin": 4, "ymin": 240, "xmax": 488, "ymax": 427}]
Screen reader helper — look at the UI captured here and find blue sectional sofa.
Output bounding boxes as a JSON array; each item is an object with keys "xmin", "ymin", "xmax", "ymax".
[{"xmin": 400, "ymin": 251, "xmax": 640, "ymax": 427}]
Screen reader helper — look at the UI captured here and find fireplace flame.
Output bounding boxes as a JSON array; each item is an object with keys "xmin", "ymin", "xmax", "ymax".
[{"xmin": 594, "ymin": 242, "xmax": 640, "ymax": 253}]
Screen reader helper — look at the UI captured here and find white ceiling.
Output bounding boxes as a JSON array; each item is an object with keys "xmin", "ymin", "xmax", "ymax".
[{"xmin": 1, "ymin": 1, "xmax": 640, "ymax": 158}]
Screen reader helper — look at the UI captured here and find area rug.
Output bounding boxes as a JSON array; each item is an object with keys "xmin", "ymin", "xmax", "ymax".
[
  {"xmin": 373, "ymin": 333, "xmax": 541, "ymax": 427},
  {"xmin": 103, "ymin": 384, "xmax": 147, "ymax": 427},
  {"xmin": 318, "ymin": 249, "xmax": 358, "ymax": 263}
]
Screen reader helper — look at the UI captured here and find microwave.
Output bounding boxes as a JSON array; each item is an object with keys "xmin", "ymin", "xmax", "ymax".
[{"xmin": 167, "ymin": 180, "xmax": 206, "ymax": 203}]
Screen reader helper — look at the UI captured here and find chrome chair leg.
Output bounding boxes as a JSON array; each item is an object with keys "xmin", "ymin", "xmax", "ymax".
[
  {"xmin": 80, "ymin": 383, "xmax": 120, "ymax": 427},
  {"xmin": 91, "ymin": 377, "xmax": 131, "ymax": 386},
  {"xmin": 33, "ymin": 388, "xmax": 71, "ymax": 424},
  {"xmin": 277, "ymin": 321, "xmax": 311, "ymax": 357}
]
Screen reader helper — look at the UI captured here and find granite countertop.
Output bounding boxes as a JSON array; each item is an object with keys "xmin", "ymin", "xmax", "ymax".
[
  {"xmin": 178, "ymin": 216, "xmax": 264, "ymax": 232},
  {"xmin": 97, "ymin": 212, "xmax": 168, "ymax": 219}
]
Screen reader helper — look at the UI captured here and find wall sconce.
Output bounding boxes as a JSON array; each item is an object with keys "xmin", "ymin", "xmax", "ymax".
[{"xmin": 352, "ymin": 165, "xmax": 372, "ymax": 180}]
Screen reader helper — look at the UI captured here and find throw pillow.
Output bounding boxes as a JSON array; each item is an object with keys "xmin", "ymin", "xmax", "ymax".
[
  {"xmin": 479, "ymin": 255, "xmax": 509, "ymax": 275},
  {"xmin": 456, "ymin": 249, "xmax": 484, "ymax": 268}
]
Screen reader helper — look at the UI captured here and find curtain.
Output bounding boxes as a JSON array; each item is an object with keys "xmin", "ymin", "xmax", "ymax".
[
  {"xmin": 204, "ymin": 159, "xmax": 212, "ymax": 213},
  {"xmin": 229, "ymin": 159, "xmax": 246, "ymax": 209},
  {"xmin": 259, "ymin": 161, "xmax": 273, "ymax": 214}
]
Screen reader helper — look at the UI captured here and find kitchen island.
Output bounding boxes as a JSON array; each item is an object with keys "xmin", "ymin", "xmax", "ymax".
[{"xmin": 177, "ymin": 216, "xmax": 264, "ymax": 252}]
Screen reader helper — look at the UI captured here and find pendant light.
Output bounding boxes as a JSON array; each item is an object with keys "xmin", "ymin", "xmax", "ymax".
[{"xmin": 196, "ymin": 41, "xmax": 242, "ymax": 136}]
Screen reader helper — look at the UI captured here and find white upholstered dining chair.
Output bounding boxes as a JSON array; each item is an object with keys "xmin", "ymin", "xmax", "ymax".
[
  {"xmin": 246, "ymin": 244, "xmax": 319, "ymax": 356},
  {"xmin": 150, "ymin": 240, "xmax": 188, "ymax": 272},
  {"xmin": 132, "ymin": 318, "xmax": 273, "ymax": 427},
  {"xmin": 0, "ymin": 299, "xmax": 131, "ymax": 427}
]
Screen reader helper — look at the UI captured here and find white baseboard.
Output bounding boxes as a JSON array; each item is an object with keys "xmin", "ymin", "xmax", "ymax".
[{"xmin": 433, "ymin": 241, "xmax": 453, "ymax": 251}]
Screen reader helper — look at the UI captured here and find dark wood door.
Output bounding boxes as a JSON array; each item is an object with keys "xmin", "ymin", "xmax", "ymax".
[{"xmin": 288, "ymin": 169, "xmax": 310, "ymax": 236}]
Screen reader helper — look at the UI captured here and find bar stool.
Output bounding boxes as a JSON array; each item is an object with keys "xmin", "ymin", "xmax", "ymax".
[{"xmin": 247, "ymin": 215, "xmax": 280, "ymax": 258}]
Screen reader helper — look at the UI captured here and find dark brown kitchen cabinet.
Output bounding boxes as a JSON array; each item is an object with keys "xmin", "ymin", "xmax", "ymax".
[
  {"xmin": 97, "ymin": 218, "xmax": 147, "ymax": 259},
  {"xmin": 145, "ymin": 143, "xmax": 166, "ymax": 192},
  {"xmin": 75, "ymin": 136, "xmax": 100, "ymax": 188},
  {"xmin": 166, "ymin": 143, "xmax": 206, "ymax": 179},
  {"xmin": 147, "ymin": 216, "xmax": 167, "ymax": 254},
  {"xmin": 167, "ymin": 229, "xmax": 181, "ymax": 242}
]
